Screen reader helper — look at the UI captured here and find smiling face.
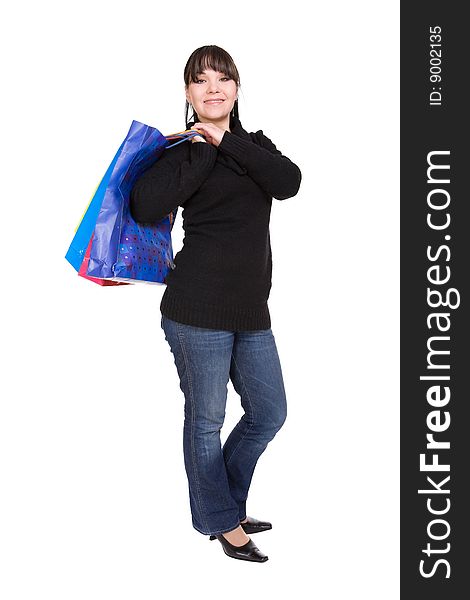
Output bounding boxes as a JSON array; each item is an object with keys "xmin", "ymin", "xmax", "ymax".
[{"xmin": 185, "ymin": 69, "xmax": 238, "ymax": 130}]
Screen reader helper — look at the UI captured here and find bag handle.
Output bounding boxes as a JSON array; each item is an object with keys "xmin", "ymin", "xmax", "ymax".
[{"xmin": 165, "ymin": 129, "xmax": 205, "ymax": 149}]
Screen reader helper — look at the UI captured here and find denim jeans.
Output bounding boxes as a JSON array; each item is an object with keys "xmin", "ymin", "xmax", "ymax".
[{"xmin": 160, "ymin": 314, "xmax": 287, "ymax": 536}]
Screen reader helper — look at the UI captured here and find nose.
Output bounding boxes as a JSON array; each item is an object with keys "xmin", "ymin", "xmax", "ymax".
[{"xmin": 207, "ymin": 79, "xmax": 220, "ymax": 93}]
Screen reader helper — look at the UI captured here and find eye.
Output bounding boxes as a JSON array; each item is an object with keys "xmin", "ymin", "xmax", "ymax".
[
  {"xmin": 220, "ymin": 76, "xmax": 231, "ymax": 82},
  {"xmin": 195, "ymin": 78, "xmax": 206, "ymax": 84}
]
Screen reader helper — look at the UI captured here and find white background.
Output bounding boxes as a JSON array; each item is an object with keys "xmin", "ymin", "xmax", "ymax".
[{"xmin": 1, "ymin": 1, "xmax": 399, "ymax": 598}]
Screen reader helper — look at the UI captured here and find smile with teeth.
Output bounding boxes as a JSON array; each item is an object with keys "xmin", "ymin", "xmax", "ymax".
[{"xmin": 204, "ymin": 99, "xmax": 224, "ymax": 104}]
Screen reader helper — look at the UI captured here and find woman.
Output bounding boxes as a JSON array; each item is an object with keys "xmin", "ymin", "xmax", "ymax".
[{"xmin": 130, "ymin": 45, "xmax": 301, "ymax": 563}]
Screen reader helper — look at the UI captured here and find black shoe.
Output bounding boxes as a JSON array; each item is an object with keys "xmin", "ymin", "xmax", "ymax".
[
  {"xmin": 240, "ymin": 516, "xmax": 272, "ymax": 535},
  {"xmin": 215, "ymin": 534, "xmax": 269, "ymax": 562},
  {"xmin": 209, "ymin": 517, "xmax": 272, "ymax": 540}
]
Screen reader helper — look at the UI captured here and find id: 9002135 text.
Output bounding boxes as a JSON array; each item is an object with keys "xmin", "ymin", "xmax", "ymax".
[{"xmin": 429, "ymin": 26, "xmax": 442, "ymax": 106}]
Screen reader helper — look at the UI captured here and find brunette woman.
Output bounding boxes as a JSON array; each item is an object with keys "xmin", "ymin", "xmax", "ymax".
[{"xmin": 130, "ymin": 45, "xmax": 301, "ymax": 562}]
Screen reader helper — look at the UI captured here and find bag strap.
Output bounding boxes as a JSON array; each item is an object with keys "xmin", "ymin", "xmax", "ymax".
[{"xmin": 165, "ymin": 129, "xmax": 205, "ymax": 149}]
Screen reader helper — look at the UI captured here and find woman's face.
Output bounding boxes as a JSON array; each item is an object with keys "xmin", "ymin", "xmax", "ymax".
[{"xmin": 185, "ymin": 69, "xmax": 238, "ymax": 127}]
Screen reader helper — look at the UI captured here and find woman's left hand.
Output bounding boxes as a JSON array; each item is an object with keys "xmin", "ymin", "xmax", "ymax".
[{"xmin": 191, "ymin": 123, "xmax": 226, "ymax": 147}]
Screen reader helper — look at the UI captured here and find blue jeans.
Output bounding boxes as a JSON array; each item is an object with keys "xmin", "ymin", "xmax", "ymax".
[{"xmin": 160, "ymin": 315, "xmax": 287, "ymax": 536}]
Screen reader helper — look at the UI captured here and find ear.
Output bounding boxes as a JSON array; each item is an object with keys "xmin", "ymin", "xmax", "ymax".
[{"xmin": 185, "ymin": 86, "xmax": 191, "ymax": 103}]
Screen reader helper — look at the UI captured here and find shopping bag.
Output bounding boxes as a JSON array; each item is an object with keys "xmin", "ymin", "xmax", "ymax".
[
  {"xmin": 65, "ymin": 121, "xmax": 200, "ymax": 285},
  {"xmin": 85, "ymin": 122, "xmax": 201, "ymax": 284}
]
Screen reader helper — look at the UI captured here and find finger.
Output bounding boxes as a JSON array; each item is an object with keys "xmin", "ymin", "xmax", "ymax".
[{"xmin": 190, "ymin": 127, "xmax": 206, "ymax": 139}]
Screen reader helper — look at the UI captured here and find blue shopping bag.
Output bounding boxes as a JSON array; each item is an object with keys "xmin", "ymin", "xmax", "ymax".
[
  {"xmin": 66, "ymin": 121, "xmax": 200, "ymax": 284},
  {"xmin": 87, "ymin": 120, "xmax": 173, "ymax": 283}
]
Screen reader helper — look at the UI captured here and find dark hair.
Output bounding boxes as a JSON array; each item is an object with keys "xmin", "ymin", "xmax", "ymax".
[{"xmin": 184, "ymin": 45, "xmax": 240, "ymax": 127}]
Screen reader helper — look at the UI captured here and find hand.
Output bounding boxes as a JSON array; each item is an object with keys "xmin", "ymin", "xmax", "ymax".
[
  {"xmin": 190, "ymin": 133, "xmax": 207, "ymax": 144},
  {"xmin": 191, "ymin": 122, "xmax": 226, "ymax": 147}
]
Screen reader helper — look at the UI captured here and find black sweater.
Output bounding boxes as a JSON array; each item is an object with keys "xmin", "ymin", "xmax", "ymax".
[{"xmin": 130, "ymin": 116, "xmax": 301, "ymax": 331}]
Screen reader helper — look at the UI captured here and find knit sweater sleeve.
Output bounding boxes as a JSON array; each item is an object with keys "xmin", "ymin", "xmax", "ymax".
[
  {"xmin": 130, "ymin": 141, "xmax": 217, "ymax": 223},
  {"xmin": 217, "ymin": 130, "xmax": 302, "ymax": 200}
]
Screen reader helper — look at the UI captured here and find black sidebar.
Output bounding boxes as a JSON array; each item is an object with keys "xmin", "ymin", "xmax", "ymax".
[{"xmin": 401, "ymin": 3, "xmax": 469, "ymax": 598}]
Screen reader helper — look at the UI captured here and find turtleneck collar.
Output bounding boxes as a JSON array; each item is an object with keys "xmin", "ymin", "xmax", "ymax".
[{"xmin": 186, "ymin": 114, "xmax": 250, "ymax": 140}]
